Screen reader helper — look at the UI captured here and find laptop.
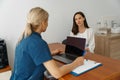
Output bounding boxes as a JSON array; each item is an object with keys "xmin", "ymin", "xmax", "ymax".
[{"xmin": 53, "ymin": 36, "xmax": 86, "ymax": 64}]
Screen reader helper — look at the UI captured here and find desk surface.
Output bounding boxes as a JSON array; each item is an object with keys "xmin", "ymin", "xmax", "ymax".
[
  {"xmin": 0, "ymin": 66, "xmax": 11, "ymax": 73},
  {"xmin": 48, "ymin": 43, "xmax": 120, "ymax": 80}
]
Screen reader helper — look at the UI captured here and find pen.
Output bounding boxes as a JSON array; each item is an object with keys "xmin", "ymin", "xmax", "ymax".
[{"xmin": 94, "ymin": 61, "xmax": 97, "ymax": 64}]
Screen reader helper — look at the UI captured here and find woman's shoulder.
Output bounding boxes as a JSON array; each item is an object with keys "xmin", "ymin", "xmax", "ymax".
[
  {"xmin": 87, "ymin": 27, "xmax": 94, "ymax": 32},
  {"xmin": 28, "ymin": 33, "xmax": 46, "ymax": 45},
  {"xmin": 87, "ymin": 27, "xmax": 93, "ymax": 30},
  {"xmin": 70, "ymin": 31, "xmax": 74, "ymax": 36}
]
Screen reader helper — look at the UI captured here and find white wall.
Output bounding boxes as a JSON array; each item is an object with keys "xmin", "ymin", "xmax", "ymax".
[{"xmin": 0, "ymin": 0, "xmax": 120, "ymax": 68}]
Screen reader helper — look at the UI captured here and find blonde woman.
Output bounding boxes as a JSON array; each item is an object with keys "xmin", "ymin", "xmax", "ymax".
[{"xmin": 10, "ymin": 7, "xmax": 84, "ymax": 80}]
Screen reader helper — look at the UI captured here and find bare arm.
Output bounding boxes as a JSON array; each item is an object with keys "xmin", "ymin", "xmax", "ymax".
[{"xmin": 43, "ymin": 57, "xmax": 84, "ymax": 79}]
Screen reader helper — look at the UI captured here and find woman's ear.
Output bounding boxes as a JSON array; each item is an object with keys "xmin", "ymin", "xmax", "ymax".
[
  {"xmin": 40, "ymin": 22, "xmax": 44, "ymax": 31},
  {"xmin": 41, "ymin": 21, "xmax": 46, "ymax": 27},
  {"xmin": 40, "ymin": 20, "xmax": 48, "ymax": 32},
  {"xmin": 41, "ymin": 21, "xmax": 44, "ymax": 26}
]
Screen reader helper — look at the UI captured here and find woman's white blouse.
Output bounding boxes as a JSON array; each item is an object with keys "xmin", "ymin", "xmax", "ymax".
[{"xmin": 70, "ymin": 28, "xmax": 95, "ymax": 53}]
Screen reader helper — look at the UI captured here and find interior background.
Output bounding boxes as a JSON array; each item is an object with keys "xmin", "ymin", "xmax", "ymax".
[{"xmin": 0, "ymin": 0, "xmax": 120, "ymax": 68}]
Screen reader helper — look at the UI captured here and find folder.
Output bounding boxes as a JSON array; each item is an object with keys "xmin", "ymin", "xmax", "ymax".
[{"xmin": 70, "ymin": 59, "xmax": 102, "ymax": 76}]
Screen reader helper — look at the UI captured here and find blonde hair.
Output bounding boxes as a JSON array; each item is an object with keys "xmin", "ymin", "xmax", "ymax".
[{"xmin": 18, "ymin": 7, "xmax": 49, "ymax": 43}]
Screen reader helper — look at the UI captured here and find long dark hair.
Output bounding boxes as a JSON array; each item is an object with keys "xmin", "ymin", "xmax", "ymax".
[{"xmin": 72, "ymin": 11, "xmax": 89, "ymax": 35}]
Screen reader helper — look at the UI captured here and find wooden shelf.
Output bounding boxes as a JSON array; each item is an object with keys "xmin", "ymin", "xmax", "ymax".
[{"xmin": 95, "ymin": 33, "xmax": 120, "ymax": 60}]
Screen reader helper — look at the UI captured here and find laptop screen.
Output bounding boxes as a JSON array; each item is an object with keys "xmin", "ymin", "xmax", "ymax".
[
  {"xmin": 65, "ymin": 36, "xmax": 86, "ymax": 58},
  {"xmin": 66, "ymin": 36, "xmax": 86, "ymax": 50},
  {"xmin": 65, "ymin": 45, "xmax": 84, "ymax": 57}
]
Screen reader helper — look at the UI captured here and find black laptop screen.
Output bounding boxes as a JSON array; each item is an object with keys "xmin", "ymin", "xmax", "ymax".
[{"xmin": 65, "ymin": 45, "xmax": 84, "ymax": 58}]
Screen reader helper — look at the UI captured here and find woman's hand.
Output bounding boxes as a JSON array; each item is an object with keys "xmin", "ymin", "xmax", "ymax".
[
  {"xmin": 73, "ymin": 57, "xmax": 84, "ymax": 66},
  {"xmin": 51, "ymin": 49, "xmax": 64, "ymax": 56},
  {"xmin": 85, "ymin": 48, "xmax": 90, "ymax": 52}
]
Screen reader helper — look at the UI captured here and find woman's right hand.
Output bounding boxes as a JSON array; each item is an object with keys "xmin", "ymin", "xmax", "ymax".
[
  {"xmin": 51, "ymin": 49, "xmax": 64, "ymax": 56},
  {"xmin": 73, "ymin": 57, "xmax": 84, "ymax": 66}
]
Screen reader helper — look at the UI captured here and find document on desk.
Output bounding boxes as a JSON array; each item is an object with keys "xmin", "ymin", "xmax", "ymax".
[{"xmin": 70, "ymin": 59, "xmax": 102, "ymax": 76}]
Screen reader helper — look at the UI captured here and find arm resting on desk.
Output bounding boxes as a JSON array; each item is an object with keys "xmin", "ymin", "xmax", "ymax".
[{"xmin": 43, "ymin": 57, "xmax": 84, "ymax": 79}]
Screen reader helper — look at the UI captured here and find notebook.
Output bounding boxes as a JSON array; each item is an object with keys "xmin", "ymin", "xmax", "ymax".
[
  {"xmin": 70, "ymin": 59, "xmax": 102, "ymax": 76},
  {"xmin": 53, "ymin": 36, "xmax": 86, "ymax": 64}
]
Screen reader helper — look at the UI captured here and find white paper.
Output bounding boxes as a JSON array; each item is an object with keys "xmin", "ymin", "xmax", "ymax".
[{"xmin": 72, "ymin": 59, "xmax": 102, "ymax": 75}]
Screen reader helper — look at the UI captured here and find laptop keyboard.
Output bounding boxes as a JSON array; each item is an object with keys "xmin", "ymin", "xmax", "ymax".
[{"xmin": 53, "ymin": 55, "xmax": 73, "ymax": 64}]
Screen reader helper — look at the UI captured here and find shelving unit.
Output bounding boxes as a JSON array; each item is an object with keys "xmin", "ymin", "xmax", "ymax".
[{"xmin": 95, "ymin": 33, "xmax": 120, "ymax": 60}]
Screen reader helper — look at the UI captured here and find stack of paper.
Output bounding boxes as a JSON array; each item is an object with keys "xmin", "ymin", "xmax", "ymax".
[{"xmin": 71, "ymin": 59, "xmax": 102, "ymax": 76}]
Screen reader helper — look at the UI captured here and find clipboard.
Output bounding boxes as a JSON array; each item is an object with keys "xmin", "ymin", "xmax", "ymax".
[{"xmin": 70, "ymin": 59, "xmax": 102, "ymax": 76}]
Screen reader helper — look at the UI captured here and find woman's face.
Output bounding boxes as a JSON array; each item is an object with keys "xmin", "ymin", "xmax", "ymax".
[
  {"xmin": 75, "ymin": 14, "xmax": 85, "ymax": 27},
  {"xmin": 41, "ymin": 19, "xmax": 48, "ymax": 32}
]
